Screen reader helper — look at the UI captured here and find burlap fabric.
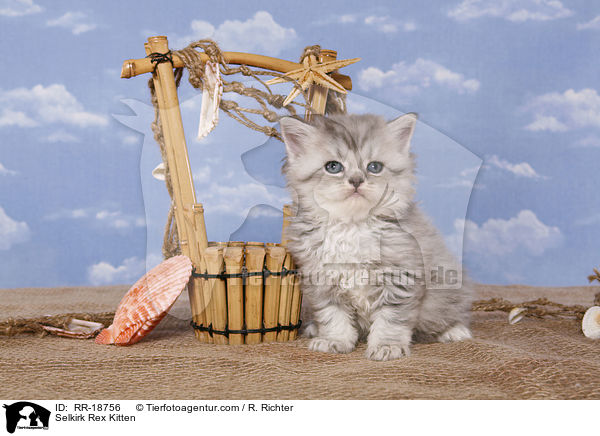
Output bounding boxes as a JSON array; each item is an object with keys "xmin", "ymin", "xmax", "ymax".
[{"xmin": 1, "ymin": 284, "xmax": 599, "ymax": 399}]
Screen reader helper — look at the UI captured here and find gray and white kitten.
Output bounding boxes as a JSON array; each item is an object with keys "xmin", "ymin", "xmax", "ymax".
[{"xmin": 280, "ymin": 113, "xmax": 473, "ymax": 361}]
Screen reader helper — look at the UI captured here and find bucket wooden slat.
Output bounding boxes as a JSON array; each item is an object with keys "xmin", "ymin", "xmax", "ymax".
[
  {"xmin": 224, "ymin": 246, "xmax": 244, "ymax": 345},
  {"xmin": 264, "ymin": 245, "xmax": 286, "ymax": 342},
  {"xmin": 200, "ymin": 257, "xmax": 214, "ymax": 344},
  {"xmin": 205, "ymin": 247, "xmax": 228, "ymax": 344},
  {"xmin": 245, "ymin": 246, "xmax": 266, "ymax": 344},
  {"xmin": 189, "ymin": 276, "xmax": 208, "ymax": 342},
  {"xmin": 288, "ymin": 270, "xmax": 302, "ymax": 340}
]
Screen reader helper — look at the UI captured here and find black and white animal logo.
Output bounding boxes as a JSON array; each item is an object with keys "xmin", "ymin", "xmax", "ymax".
[{"xmin": 3, "ymin": 402, "xmax": 50, "ymax": 434}]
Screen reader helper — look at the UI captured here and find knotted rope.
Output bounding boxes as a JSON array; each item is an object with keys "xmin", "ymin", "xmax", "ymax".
[
  {"xmin": 4, "ymin": 293, "xmax": 598, "ymax": 337},
  {"xmin": 1, "ymin": 312, "xmax": 115, "ymax": 337}
]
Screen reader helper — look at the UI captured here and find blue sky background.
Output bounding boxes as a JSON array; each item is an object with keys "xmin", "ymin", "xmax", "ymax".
[{"xmin": 1, "ymin": 0, "xmax": 599, "ymax": 288}]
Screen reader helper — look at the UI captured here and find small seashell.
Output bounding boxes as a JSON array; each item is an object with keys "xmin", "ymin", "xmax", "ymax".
[
  {"xmin": 508, "ymin": 307, "xmax": 526, "ymax": 324},
  {"xmin": 197, "ymin": 61, "xmax": 222, "ymax": 140},
  {"xmin": 41, "ymin": 319, "xmax": 104, "ymax": 339},
  {"xmin": 95, "ymin": 255, "xmax": 193, "ymax": 346},
  {"xmin": 152, "ymin": 163, "xmax": 166, "ymax": 181},
  {"xmin": 581, "ymin": 306, "xmax": 600, "ymax": 339}
]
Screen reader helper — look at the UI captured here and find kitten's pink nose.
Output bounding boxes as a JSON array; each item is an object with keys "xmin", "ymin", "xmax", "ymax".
[{"xmin": 348, "ymin": 177, "xmax": 364, "ymax": 189}]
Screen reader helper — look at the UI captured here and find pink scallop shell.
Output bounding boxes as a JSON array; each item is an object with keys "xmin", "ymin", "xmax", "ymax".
[{"xmin": 95, "ymin": 255, "xmax": 193, "ymax": 346}]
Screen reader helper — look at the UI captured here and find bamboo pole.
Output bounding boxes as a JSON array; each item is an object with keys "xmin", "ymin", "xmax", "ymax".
[
  {"xmin": 121, "ymin": 49, "xmax": 353, "ymax": 91},
  {"xmin": 244, "ymin": 246, "xmax": 265, "ymax": 344},
  {"xmin": 224, "ymin": 246, "xmax": 244, "ymax": 345},
  {"xmin": 147, "ymin": 36, "xmax": 209, "ymax": 256},
  {"xmin": 205, "ymin": 247, "xmax": 228, "ymax": 345},
  {"xmin": 263, "ymin": 244, "xmax": 286, "ymax": 342},
  {"xmin": 305, "ymin": 49, "xmax": 337, "ymax": 121},
  {"xmin": 281, "ymin": 205, "xmax": 293, "ymax": 247},
  {"xmin": 145, "ymin": 41, "xmax": 208, "ymax": 342}
]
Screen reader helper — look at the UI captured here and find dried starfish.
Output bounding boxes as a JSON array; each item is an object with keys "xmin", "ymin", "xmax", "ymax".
[{"xmin": 266, "ymin": 55, "xmax": 360, "ymax": 107}]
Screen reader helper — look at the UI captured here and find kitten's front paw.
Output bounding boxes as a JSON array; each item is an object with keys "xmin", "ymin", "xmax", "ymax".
[
  {"xmin": 438, "ymin": 324, "xmax": 472, "ymax": 343},
  {"xmin": 366, "ymin": 343, "xmax": 410, "ymax": 361},
  {"xmin": 300, "ymin": 321, "xmax": 318, "ymax": 338},
  {"xmin": 309, "ymin": 338, "xmax": 355, "ymax": 354}
]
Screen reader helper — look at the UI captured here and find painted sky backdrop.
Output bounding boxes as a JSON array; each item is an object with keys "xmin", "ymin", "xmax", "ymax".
[{"xmin": 1, "ymin": 0, "xmax": 599, "ymax": 288}]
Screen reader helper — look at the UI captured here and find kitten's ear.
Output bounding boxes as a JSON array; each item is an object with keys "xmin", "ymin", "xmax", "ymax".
[
  {"xmin": 387, "ymin": 112, "xmax": 418, "ymax": 153},
  {"xmin": 279, "ymin": 117, "xmax": 315, "ymax": 160}
]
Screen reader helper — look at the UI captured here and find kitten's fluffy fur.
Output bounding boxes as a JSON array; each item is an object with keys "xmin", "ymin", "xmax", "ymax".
[{"xmin": 280, "ymin": 113, "xmax": 473, "ymax": 361}]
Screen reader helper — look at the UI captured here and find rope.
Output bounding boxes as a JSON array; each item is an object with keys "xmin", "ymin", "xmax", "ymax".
[
  {"xmin": 1, "ymin": 312, "xmax": 114, "ymax": 337},
  {"xmin": 299, "ymin": 44, "xmax": 346, "ymax": 115},
  {"xmin": 4, "ymin": 292, "xmax": 598, "ymax": 338},
  {"xmin": 191, "ymin": 266, "xmax": 298, "ymax": 280},
  {"xmin": 190, "ymin": 320, "xmax": 302, "ymax": 337},
  {"xmin": 471, "ymin": 295, "xmax": 600, "ymax": 321},
  {"xmin": 172, "ymin": 39, "xmax": 313, "ymax": 141}
]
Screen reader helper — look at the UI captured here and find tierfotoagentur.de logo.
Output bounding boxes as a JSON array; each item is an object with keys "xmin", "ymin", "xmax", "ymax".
[{"xmin": 3, "ymin": 402, "xmax": 50, "ymax": 434}]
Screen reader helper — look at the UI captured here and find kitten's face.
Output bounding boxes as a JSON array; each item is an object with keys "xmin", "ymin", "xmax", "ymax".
[{"xmin": 281, "ymin": 113, "xmax": 417, "ymax": 222}]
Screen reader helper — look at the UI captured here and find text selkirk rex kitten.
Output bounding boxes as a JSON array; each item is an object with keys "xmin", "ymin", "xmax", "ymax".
[{"xmin": 280, "ymin": 113, "xmax": 473, "ymax": 361}]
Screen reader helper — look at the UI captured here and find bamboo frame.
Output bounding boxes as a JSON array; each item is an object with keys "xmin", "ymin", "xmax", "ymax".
[
  {"xmin": 123, "ymin": 35, "xmax": 351, "ymax": 345},
  {"xmin": 122, "ymin": 49, "xmax": 352, "ymax": 91}
]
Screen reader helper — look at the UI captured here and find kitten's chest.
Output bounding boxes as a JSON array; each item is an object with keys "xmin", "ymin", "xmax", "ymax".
[{"xmin": 318, "ymin": 221, "xmax": 381, "ymax": 264}]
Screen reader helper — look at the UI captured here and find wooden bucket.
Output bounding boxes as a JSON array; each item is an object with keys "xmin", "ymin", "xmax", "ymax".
[{"xmin": 188, "ymin": 241, "xmax": 302, "ymax": 344}]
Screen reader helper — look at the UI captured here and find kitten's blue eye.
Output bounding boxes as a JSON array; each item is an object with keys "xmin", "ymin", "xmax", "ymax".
[
  {"xmin": 325, "ymin": 161, "xmax": 343, "ymax": 174},
  {"xmin": 367, "ymin": 161, "xmax": 383, "ymax": 173}
]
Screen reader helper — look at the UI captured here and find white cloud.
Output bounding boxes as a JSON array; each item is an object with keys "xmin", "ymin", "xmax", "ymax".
[
  {"xmin": 487, "ymin": 155, "xmax": 545, "ymax": 179},
  {"xmin": 122, "ymin": 134, "xmax": 139, "ymax": 145},
  {"xmin": 0, "ymin": 84, "xmax": 107, "ymax": 128},
  {"xmin": 0, "ymin": 0, "xmax": 42, "ymax": 17},
  {"xmin": 575, "ymin": 213, "xmax": 600, "ymax": 226},
  {"xmin": 0, "ymin": 109, "xmax": 37, "ymax": 127},
  {"xmin": 363, "ymin": 15, "xmax": 417, "ymax": 34},
  {"xmin": 339, "ymin": 14, "xmax": 357, "ymax": 24},
  {"xmin": 172, "ymin": 11, "xmax": 297, "ymax": 56},
  {"xmin": 451, "ymin": 210, "xmax": 562, "ymax": 258},
  {"xmin": 46, "ymin": 11, "xmax": 96, "ymax": 35},
  {"xmin": 0, "ymin": 161, "xmax": 17, "ymax": 176},
  {"xmin": 436, "ymin": 179, "xmax": 475, "ymax": 189},
  {"xmin": 435, "ymin": 165, "xmax": 483, "ymax": 189},
  {"xmin": 524, "ymin": 115, "xmax": 568, "ymax": 132},
  {"xmin": 87, "ymin": 256, "xmax": 146, "ymax": 285},
  {"xmin": 577, "ymin": 16, "xmax": 600, "ymax": 31},
  {"xmin": 316, "ymin": 13, "xmax": 416, "ymax": 33},
  {"xmin": 45, "ymin": 207, "xmax": 144, "ymax": 229},
  {"xmin": 44, "ymin": 130, "xmax": 80, "ymax": 143},
  {"xmin": 403, "ymin": 21, "xmax": 418, "ymax": 32},
  {"xmin": 523, "ymin": 88, "xmax": 600, "ymax": 132},
  {"xmin": 0, "ymin": 206, "xmax": 31, "ymax": 250},
  {"xmin": 359, "ymin": 58, "xmax": 480, "ymax": 95},
  {"xmin": 449, "ymin": 0, "xmax": 573, "ymax": 22},
  {"xmin": 192, "ymin": 165, "xmax": 211, "ymax": 185},
  {"xmin": 202, "ymin": 182, "xmax": 287, "ymax": 217},
  {"xmin": 573, "ymin": 135, "xmax": 600, "ymax": 148}
]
